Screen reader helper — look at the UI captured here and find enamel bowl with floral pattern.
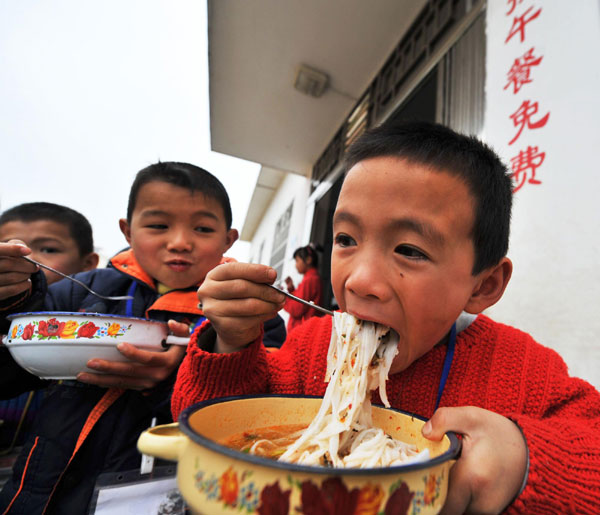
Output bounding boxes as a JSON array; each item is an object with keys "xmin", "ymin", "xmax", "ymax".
[
  {"xmin": 2, "ymin": 311, "xmax": 187, "ymax": 379},
  {"xmin": 137, "ymin": 395, "xmax": 460, "ymax": 515}
]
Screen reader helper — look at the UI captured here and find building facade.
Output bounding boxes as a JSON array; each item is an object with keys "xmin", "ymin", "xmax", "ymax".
[{"xmin": 208, "ymin": 0, "xmax": 600, "ymax": 388}]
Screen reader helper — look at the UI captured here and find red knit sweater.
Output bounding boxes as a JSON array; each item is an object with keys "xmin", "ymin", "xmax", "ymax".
[
  {"xmin": 282, "ymin": 267, "xmax": 323, "ymax": 332},
  {"xmin": 173, "ymin": 314, "xmax": 600, "ymax": 514}
]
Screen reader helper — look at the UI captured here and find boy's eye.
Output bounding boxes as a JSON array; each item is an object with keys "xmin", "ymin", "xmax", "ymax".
[
  {"xmin": 195, "ymin": 226, "xmax": 216, "ymax": 233},
  {"xmin": 334, "ymin": 234, "xmax": 356, "ymax": 248},
  {"xmin": 40, "ymin": 247, "xmax": 61, "ymax": 254},
  {"xmin": 394, "ymin": 245, "xmax": 428, "ymax": 260},
  {"xmin": 146, "ymin": 224, "xmax": 168, "ymax": 230}
]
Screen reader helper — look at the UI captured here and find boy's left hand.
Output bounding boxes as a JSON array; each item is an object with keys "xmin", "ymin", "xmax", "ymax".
[
  {"xmin": 422, "ymin": 406, "xmax": 528, "ymax": 515},
  {"xmin": 77, "ymin": 320, "xmax": 190, "ymax": 390}
]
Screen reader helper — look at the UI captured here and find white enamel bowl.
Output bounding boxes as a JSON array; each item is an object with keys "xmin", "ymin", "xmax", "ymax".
[{"xmin": 2, "ymin": 311, "xmax": 189, "ymax": 379}]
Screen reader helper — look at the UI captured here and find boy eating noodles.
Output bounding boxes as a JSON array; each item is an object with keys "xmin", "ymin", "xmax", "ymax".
[
  {"xmin": 0, "ymin": 162, "xmax": 238, "ymax": 513},
  {"xmin": 172, "ymin": 123, "xmax": 600, "ymax": 514}
]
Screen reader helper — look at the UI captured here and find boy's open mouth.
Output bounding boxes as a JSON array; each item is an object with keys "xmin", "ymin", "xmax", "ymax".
[
  {"xmin": 166, "ymin": 259, "xmax": 192, "ymax": 272},
  {"xmin": 346, "ymin": 309, "xmax": 399, "ymax": 342},
  {"xmin": 347, "ymin": 309, "xmax": 385, "ymax": 328}
]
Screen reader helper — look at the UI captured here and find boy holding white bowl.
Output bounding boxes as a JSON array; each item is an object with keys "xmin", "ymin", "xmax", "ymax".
[{"xmin": 0, "ymin": 162, "xmax": 240, "ymax": 513}]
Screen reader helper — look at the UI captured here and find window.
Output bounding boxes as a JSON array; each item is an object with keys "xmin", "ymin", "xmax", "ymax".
[
  {"xmin": 257, "ymin": 241, "xmax": 265, "ymax": 264},
  {"xmin": 270, "ymin": 202, "xmax": 293, "ymax": 280}
]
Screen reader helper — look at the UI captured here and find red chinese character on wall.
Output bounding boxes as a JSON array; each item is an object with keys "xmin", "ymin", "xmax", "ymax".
[
  {"xmin": 508, "ymin": 100, "xmax": 550, "ymax": 145},
  {"xmin": 510, "ymin": 146, "xmax": 545, "ymax": 192},
  {"xmin": 506, "ymin": 0, "xmax": 524, "ymax": 16},
  {"xmin": 505, "ymin": 6, "xmax": 542, "ymax": 44},
  {"xmin": 504, "ymin": 47, "xmax": 543, "ymax": 94}
]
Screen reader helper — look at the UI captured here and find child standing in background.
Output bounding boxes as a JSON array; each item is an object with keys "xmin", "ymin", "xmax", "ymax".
[{"xmin": 283, "ymin": 243, "xmax": 323, "ymax": 332}]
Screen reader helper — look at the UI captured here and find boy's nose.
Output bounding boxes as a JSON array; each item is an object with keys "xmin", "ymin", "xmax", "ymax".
[
  {"xmin": 345, "ymin": 257, "xmax": 388, "ymax": 300},
  {"xmin": 167, "ymin": 230, "xmax": 192, "ymax": 252}
]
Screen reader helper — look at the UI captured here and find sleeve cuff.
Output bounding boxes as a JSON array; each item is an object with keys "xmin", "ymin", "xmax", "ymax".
[
  {"xmin": 512, "ymin": 421, "xmax": 530, "ymax": 501},
  {"xmin": 196, "ymin": 324, "xmax": 217, "ymax": 352}
]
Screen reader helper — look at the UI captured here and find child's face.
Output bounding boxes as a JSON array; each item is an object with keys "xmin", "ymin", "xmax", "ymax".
[
  {"xmin": 331, "ymin": 156, "xmax": 487, "ymax": 374},
  {"xmin": 119, "ymin": 181, "xmax": 238, "ymax": 290},
  {"xmin": 0, "ymin": 219, "xmax": 95, "ymax": 284},
  {"xmin": 294, "ymin": 256, "xmax": 309, "ymax": 274}
]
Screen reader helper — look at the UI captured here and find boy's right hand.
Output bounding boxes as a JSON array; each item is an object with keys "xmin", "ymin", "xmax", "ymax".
[
  {"xmin": 197, "ymin": 262, "xmax": 286, "ymax": 354},
  {"xmin": 0, "ymin": 241, "xmax": 37, "ymax": 300}
]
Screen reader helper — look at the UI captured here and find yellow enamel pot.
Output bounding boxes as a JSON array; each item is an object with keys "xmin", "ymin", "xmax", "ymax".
[{"xmin": 137, "ymin": 395, "xmax": 460, "ymax": 515}]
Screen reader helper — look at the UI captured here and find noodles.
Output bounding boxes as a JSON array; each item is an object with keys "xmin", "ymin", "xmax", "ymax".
[{"xmin": 278, "ymin": 312, "xmax": 430, "ymax": 468}]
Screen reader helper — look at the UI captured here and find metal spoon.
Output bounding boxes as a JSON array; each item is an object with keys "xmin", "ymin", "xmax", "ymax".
[
  {"xmin": 22, "ymin": 256, "xmax": 134, "ymax": 301},
  {"xmin": 267, "ymin": 283, "xmax": 334, "ymax": 316}
]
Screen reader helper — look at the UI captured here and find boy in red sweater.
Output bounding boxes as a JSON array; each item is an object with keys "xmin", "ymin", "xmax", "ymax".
[{"xmin": 173, "ymin": 122, "xmax": 600, "ymax": 514}]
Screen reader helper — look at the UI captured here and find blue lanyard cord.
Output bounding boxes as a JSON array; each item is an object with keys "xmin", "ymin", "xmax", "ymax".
[
  {"xmin": 435, "ymin": 322, "xmax": 457, "ymax": 411},
  {"xmin": 125, "ymin": 282, "xmax": 137, "ymax": 317},
  {"xmin": 190, "ymin": 317, "xmax": 207, "ymax": 333}
]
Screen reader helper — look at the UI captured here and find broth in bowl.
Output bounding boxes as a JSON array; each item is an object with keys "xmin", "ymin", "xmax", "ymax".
[{"xmin": 221, "ymin": 423, "xmax": 307, "ymax": 459}]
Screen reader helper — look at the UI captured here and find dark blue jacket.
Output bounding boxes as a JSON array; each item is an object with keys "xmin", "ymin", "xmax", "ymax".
[{"xmin": 0, "ymin": 250, "xmax": 205, "ymax": 514}]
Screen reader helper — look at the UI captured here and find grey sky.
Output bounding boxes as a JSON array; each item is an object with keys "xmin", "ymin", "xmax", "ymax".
[{"xmin": 0, "ymin": 0, "xmax": 258, "ymax": 261}]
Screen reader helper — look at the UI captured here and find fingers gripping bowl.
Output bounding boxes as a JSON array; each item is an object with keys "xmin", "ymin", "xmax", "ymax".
[
  {"xmin": 137, "ymin": 395, "xmax": 460, "ymax": 515},
  {"xmin": 2, "ymin": 311, "xmax": 189, "ymax": 379}
]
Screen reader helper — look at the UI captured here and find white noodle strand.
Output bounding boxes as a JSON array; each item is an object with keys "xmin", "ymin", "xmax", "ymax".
[{"xmin": 278, "ymin": 312, "xmax": 430, "ymax": 468}]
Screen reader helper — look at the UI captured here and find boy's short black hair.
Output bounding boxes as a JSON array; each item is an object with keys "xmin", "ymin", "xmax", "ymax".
[
  {"xmin": 127, "ymin": 162, "xmax": 233, "ymax": 229},
  {"xmin": 0, "ymin": 202, "xmax": 94, "ymax": 256},
  {"xmin": 344, "ymin": 121, "xmax": 513, "ymax": 275}
]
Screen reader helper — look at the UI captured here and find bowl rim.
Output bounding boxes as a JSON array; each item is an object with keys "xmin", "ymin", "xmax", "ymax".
[
  {"xmin": 6, "ymin": 311, "xmax": 166, "ymax": 325},
  {"xmin": 179, "ymin": 394, "xmax": 461, "ymax": 476},
  {"xmin": 4, "ymin": 340, "xmax": 139, "ymax": 348}
]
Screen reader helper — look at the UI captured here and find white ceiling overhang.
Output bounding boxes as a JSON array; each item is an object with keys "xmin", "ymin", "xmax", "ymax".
[{"xmin": 207, "ymin": 0, "xmax": 427, "ymax": 238}]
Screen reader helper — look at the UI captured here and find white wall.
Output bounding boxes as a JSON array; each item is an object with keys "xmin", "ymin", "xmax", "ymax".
[{"xmin": 484, "ymin": 1, "xmax": 600, "ymax": 388}]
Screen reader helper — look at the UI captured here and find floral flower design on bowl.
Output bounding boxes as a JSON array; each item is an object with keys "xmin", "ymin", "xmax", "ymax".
[
  {"xmin": 192, "ymin": 465, "xmax": 444, "ymax": 514},
  {"xmin": 10, "ymin": 317, "xmax": 131, "ymax": 342}
]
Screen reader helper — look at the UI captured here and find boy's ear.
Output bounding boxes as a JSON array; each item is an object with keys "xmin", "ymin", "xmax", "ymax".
[
  {"xmin": 81, "ymin": 252, "xmax": 100, "ymax": 272},
  {"xmin": 119, "ymin": 219, "xmax": 132, "ymax": 245},
  {"xmin": 464, "ymin": 257, "xmax": 512, "ymax": 314},
  {"xmin": 223, "ymin": 228, "xmax": 239, "ymax": 253}
]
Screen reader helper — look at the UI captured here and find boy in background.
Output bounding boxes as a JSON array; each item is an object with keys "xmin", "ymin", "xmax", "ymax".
[
  {"xmin": 0, "ymin": 162, "xmax": 239, "ymax": 514},
  {"xmin": 0, "ymin": 202, "xmax": 99, "ymax": 285},
  {"xmin": 172, "ymin": 123, "xmax": 600, "ymax": 514},
  {"xmin": 0, "ymin": 202, "xmax": 99, "ymax": 454}
]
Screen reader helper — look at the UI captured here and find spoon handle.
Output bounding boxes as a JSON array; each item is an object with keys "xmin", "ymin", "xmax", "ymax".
[
  {"xmin": 21, "ymin": 256, "xmax": 134, "ymax": 301},
  {"xmin": 267, "ymin": 284, "xmax": 334, "ymax": 316}
]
